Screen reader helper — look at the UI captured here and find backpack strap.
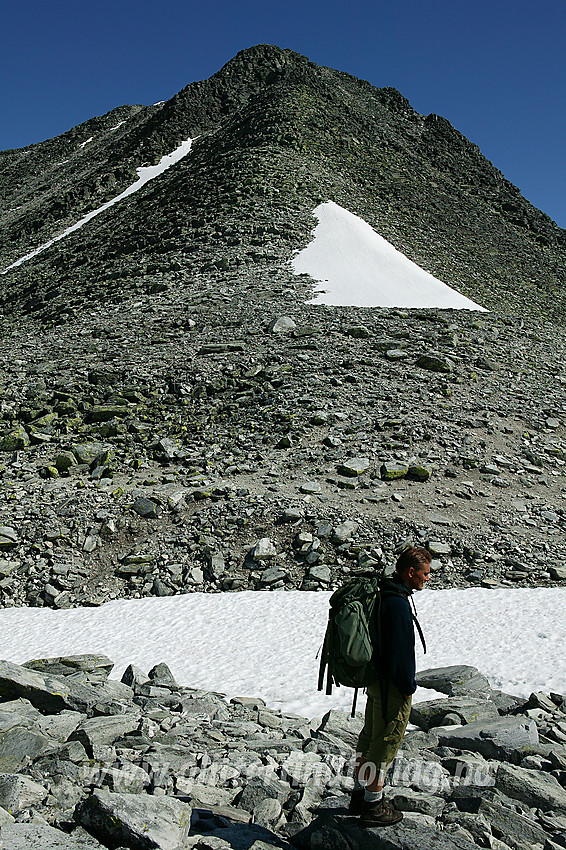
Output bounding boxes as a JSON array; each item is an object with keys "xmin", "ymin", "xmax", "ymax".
[
  {"xmin": 317, "ymin": 628, "xmax": 336, "ymax": 695},
  {"xmin": 409, "ymin": 595, "xmax": 427, "ymax": 654},
  {"xmin": 351, "ymin": 687, "xmax": 359, "ymax": 718}
]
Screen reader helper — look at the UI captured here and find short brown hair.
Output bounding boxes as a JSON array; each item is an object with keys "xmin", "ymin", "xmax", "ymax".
[{"xmin": 395, "ymin": 546, "xmax": 432, "ymax": 575}]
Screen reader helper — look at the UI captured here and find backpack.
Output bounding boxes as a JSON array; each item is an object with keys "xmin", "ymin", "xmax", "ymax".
[{"xmin": 317, "ymin": 573, "xmax": 426, "ymax": 716}]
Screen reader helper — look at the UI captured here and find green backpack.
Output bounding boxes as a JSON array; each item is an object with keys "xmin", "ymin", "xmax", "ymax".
[
  {"xmin": 317, "ymin": 576, "xmax": 382, "ymax": 705},
  {"xmin": 317, "ymin": 573, "xmax": 425, "ymax": 716}
]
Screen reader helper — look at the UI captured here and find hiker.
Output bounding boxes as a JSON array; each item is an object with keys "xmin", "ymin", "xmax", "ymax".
[{"xmin": 350, "ymin": 546, "xmax": 431, "ymax": 827}]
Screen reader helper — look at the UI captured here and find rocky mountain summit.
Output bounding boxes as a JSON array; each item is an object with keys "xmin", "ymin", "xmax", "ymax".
[
  {"xmin": 0, "ymin": 655, "xmax": 564, "ymax": 849},
  {"xmin": 1, "ymin": 44, "xmax": 565, "ymax": 318},
  {"xmin": 0, "ymin": 45, "xmax": 564, "ymax": 609}
]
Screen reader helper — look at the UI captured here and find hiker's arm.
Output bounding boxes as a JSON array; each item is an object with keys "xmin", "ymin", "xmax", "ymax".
[{"xmin": 384, "ymin": 596, "xmax": 416, "ymax": 697}]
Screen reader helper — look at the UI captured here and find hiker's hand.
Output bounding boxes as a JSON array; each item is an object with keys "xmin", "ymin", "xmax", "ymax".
[{"xmin": 403, "ymin": 694, "xmax": 412, "ymax": 700}]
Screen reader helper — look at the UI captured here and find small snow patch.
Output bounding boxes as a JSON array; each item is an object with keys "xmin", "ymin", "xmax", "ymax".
[
  {"xmin": 2, "ymin": 137, "xmax": 193, "ymax": 274},
  {"xmin": 79, "ymin": 137, "xmax": 93, "ymax": 148},
  {"xmin": 292, "ymin": 201, "xmax": 486, "ymax": 311}
]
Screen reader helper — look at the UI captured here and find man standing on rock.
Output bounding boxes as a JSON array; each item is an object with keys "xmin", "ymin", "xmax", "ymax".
[{"xmin": 350, "ymin": 546, "xmax": 431, "ymax": 826}]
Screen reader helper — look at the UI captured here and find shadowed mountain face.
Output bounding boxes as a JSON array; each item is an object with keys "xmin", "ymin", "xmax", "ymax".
[{"xmin": 0, "ymin": 43, "xmax": 564, "ymax": 319}]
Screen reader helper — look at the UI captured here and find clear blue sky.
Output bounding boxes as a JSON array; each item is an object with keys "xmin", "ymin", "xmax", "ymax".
[{"xmin": 1, "ymin": 0, "xmax": 565, "ymax": 228}]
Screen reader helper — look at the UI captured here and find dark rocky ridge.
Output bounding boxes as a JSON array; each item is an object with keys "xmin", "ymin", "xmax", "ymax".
[{"xmin": 0, "ymin": 44, "xmax": 564, "ymax": 610}]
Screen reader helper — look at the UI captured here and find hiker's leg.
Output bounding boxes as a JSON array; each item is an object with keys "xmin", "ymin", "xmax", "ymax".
[
  {"xmin": 365, "ymin": 765, "xmax": 386, "ymax": 793},
  {"xmin": 365, "ymin": 684, "xmax": 411, "ymax": 792},
  {"xmin": 354, "ymin": 688, "xmax": 375, "ymax": 783}
]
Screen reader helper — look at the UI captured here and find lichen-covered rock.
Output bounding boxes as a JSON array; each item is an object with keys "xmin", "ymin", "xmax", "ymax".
[
  {"xmin": 407, "ymin": 464, "xmax": 431, "ymax": 481},
  {"xmin": 337, "ymin": 457, "xmax": 369, "ymax": 477},
  {"xmin": 437, "ymin": 717, "xmax": 539, "ymax": 762},
  {"xmin": 74, "ymin": 789, "xmax": 192, "ymax": 850},
  {"xmin": 23, "ymin": 654, "xmax": 114, "ymax": 681},
  {"xmin": 380, "ymin": 461, "xmax": 409, "ymax": 481},
  {"xmin": 0, "ymin": 426, "xmax": 29, "ymax": 451}
]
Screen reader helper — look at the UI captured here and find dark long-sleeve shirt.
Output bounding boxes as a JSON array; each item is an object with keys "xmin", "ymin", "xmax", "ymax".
[{"xmin": 378, "ymin": 579, "xmax": 416, "ymax": 695}]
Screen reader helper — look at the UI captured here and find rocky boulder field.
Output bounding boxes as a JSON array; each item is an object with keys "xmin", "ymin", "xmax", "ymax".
[
  {"xmin": 0, "ymin": 293, "xmax": 564, "ymax": 609},
  {"xmin": 0, "ymin": 654, "xmax": 564, "ymax": 849}
]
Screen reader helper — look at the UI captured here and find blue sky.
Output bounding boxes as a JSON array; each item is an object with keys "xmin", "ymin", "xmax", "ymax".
[{"xmin": 1, "ymin": 0, "xmax": 565, "ymax": 228}]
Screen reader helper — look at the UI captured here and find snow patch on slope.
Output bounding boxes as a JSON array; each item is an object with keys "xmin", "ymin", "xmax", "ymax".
[
  {"xmin": 0, "ymin": 587, "xmax": 561, "ymax": 720},
  {"xmin": 292, "ymin": 201, "xmax": 486, "ymax": 311},
  {"xmin": 1, "ymin": 137, "xmax": 193, "ymax": 274}
]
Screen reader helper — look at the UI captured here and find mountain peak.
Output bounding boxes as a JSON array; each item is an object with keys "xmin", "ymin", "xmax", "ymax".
[{"xmin": 0, "ymin": 46, "xmax": 564, "ymax": 318}]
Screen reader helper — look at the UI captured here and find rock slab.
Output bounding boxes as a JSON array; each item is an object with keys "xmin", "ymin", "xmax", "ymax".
[{"xmin": 74, "ymin": 788, "xmax": 192, "ymax": 850}]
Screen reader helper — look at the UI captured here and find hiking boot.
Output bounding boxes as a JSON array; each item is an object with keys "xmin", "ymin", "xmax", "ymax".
[
  {"xmin": 360, "ymin": 797, "xmax": 403, "ymax": 827},
  {"xmin": 348, "ymin": 787, "xmax": 366, "ymax": 814}
]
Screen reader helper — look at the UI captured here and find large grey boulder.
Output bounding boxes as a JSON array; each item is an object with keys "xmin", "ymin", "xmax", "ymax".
[
  {"xmin": 190, "ymin": 819, "xmax": 289, "ymax": 848},
  {"xmin": 380, "ymin": 461, "xmax": 409, "ymax": 481},
  {"xmin": 0, "ymin": 822, "xmax": 102, "ymax": 849},
  {"xmin": 316, "ymin": 710, "xmax": 364, "ymax": 749},
  {"xmin": 390, "ymin": 755, "xmax": 452, "ymax": 794},
  {"xmin": 0, "ymin": 698, "xmax": 72, "ymax": 771},
  {"xmin": 74, "ymin": 788, "xmax": 192, "ymax": 850},
  {"xmin": 416, "ymin": 353, "xmax": 454, "ymax": 373},
  {"xmin": 0, "ymin": 527, "xmax": 18, "ymax": 551},
  {"xmin": 251, "ymin": 538, "xmax": 277, "ymax": 561},
  {"xmin": 38, "ymin": 710, "xmax": 86, "ymax": 742},
  {"xmin": 0, "ymin": 773, "xmax": 47, "ymax": 812},
  {"xmin": 410, "ymin": 696, "xmax": 499, "ymax": 730},
  {"xmin": 269, "ymin": 316, "xmax": 296, "ymax": 333},
  {"xmin": 416, "ymin": 666, "xmax": 492, "ymax": 696},
  {"xmin": 177, "ymin": 781, "xmax": 235, "ymax": 809},
  {"xmin": 23, "ymin": 654, "xmax": 114, "ymax": 682},
  {"xmin": 337, "ymin": 457, "xmax": 370, "ymax": 477},
  {"xmin": 437, "ymin": 717, "xmax": 539, "ymax": 762},
  {"xmin": 70, "ymin": 714, "xmax": 140, "ymax": 755},
  {"xmin": 121, "ymin": 663, "xmax": 150, "ymax": 691},
  {"xmin": 388, "ymin": 788, "xmax": 446, "ymax": 817},
  {"xmin": 0, "ymin": 806, "xmax": 14, "ymax": 826},
  {"xmin": 441, "ymin": 753, "xmax": 494, "ymax": 788},
  {"xmin": 495, "ymin": 762, "xmax": 566, "ymax": 811},
  {"xmin": 0, "ymin": 724, "xmax": 55, "ymax": 772},
  {"xmin": 0, "ymin": 660, "xmax": 103, "ymax": 714},
  {"xmin": 330, "ymin": 521, "xmax": 358, "ymax": 544},
  {"xmin": 236, "ymin": 775, "xmax": 293, "ymax": 812},
  {"xmin": 478, "ymin": 796, "xmax": 548, "ymax": 846}
]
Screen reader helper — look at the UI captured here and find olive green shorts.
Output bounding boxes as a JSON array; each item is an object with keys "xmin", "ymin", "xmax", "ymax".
[{"xmin": 356, "ymin": 682, "xmax": 412, "ymax": 771}]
